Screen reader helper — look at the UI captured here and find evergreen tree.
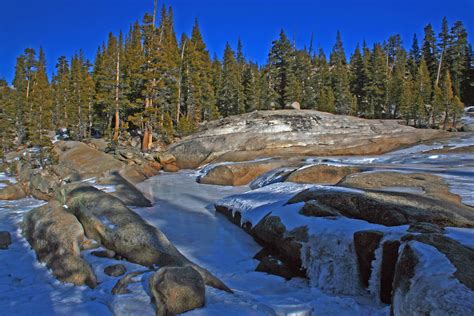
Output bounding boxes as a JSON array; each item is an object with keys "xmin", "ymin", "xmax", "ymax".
[
  {"xmin": 218, "ymin": 42, "xmax": 240, "ymax": 116},
  {"xmin": 29, "ymin": 47, "xmax": 53, "ymax": 145},
  {"xmin": 408, "ymin": 33, "xmax": 421, "ymax": 76},
  {"xmin": 367, "ymin": 43, "xmax": 388, "ymax": 118},
  {"xmin": 329, "ymin": 31, "xmax": 353, "ymax": 114},
  {"xmin": 350, "ymin": 44, "xmax": 369, "ymax": 115},
  {"xmin": 52, "ymin": 56, "xmax": 70, "ymax": 128},
  {"xmin": 267, "ymin": 30, "xmax": 295, "ymax": 108},
  {"xmin": 422, "ymin": 24, "xmax": 438, "ymax": 82},
  {"xmin": 436, "ymin": 17, "xmax": 450, "ymax": 85},
  {"xmin": 241, "ymin": 64, "xmax": 258, "ymax": 112},
  {"xmin": 448, "ymin": 21, "xmax": 470, "ymax": 99}
]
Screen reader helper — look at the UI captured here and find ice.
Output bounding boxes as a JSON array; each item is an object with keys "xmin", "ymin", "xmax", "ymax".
[
  {"xmin": 445, "ymin": 227, "xmax": 474, "ymax": 249},
  {"xmin": 392, "ymin": 241, "xmax": 474, "ymax": 315}
]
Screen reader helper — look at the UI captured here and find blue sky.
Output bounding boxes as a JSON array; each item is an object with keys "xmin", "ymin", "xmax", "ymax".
[{"xmin": 0, "ymin": 0, "xmax": 473, "ymax": 83}]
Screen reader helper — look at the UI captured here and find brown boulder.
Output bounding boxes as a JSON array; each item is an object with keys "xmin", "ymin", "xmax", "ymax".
[
  {"xmin": 149, "ymin": 266, "xmax": 205, "ymax": 316},
  {"xmin": 199, "ymin": 160, "xmax": 299, "ymax": 186},
  {"xmin": 22, "ymin": 201, "xmax": 97, "ymax": 288},
  {"xmin": 0, "ymin": 185, "xmax": 26, "ymax": 200},
  {"xmin": 286, "ymin": 165, "xmax": 361, "ymax": 185}
]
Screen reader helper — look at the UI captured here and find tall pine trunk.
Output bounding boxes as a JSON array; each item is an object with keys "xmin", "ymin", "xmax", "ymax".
[{"xmin": 113, "ymin": 51, "xmax": 120, "ymax": 142}]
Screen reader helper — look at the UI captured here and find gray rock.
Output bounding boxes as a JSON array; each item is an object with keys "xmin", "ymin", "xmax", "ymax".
[{"xmin": 91, "ymin": 249, "xmax": 116, "ymax": 259}]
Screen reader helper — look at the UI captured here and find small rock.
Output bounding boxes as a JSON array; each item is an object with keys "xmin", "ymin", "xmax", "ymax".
[
  {"xmin": 149, "ymin": 266, "xmax": 205, "ymax": 315},
  {"xmin": 104, "ymin": 264, "xmax": 126, "ymax": 277},
  {"xmin": 91, "ymin": 249, "xmax": 116, "ymax": 259},
  {"xmin": 256, "ymin": 255, "xmax": 297, "ymax": 279},
  {"xmin": 0, "ymin": 231, "xmax": 12, "ymax": 249},
  {"xmin": 285, "ymin": 101, "xmax": 301, "ymax": 110},
  {"xmin": 162, "ymin": 163, "xmax": 179, "ymax": 173},
  {"xmin": 157, "ymin": 153, "xmax": 176, "ymax": 165}
]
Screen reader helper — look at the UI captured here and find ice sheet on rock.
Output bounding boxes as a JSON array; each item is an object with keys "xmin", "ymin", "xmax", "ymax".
[
  {"xmin": 80, "ymin": 177, "xmax": 117, "ymax": 193},
  {"xmin": 216, "ymin": 182, "xmax": 314, "ymax": 226},
  {"xmin": 249, "ymin": 167, "xmax": 297, "ymax": 189},
  {"xmin": 392, "ymin": 241, "xmax": 474, "ymax": 315},
  {"xmin": 445, "ymin": 227, "xmax": 474, "ymax": 249}
]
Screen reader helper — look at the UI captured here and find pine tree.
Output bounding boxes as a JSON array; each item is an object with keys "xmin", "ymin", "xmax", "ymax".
[
  {"xmin": 408, "ymin": 33, "xmax": 421, "ymax": 77},
  {"xmin": 12, "ymin": 53, "xmax": 29, "ymax": 145},
  {"xmin": 218, "ymin": 42, "xmax": 240, "ymax": 116},
  {"xmin": 350, "ymin": 44, "xmax": 369, "ymax": 115},
  {"xmin": 268, "ymin": 30, "xmax": 295, "ymax": 108},
  {"xmin": 29, "ymin": 47, "xmax": 53, "ymax": 145},
  {"xmin": 417, "ymin": 59, "xmax": 432, "ymax": 126},
  {"xmin": 241, "ymin": 64, "xmax": 257, "ymax": 112},
  {"xmin": 52, "ymin": 56, "xmax": 70, "ymax": 128},
  {"xmin": 440, "ymin": 71, "xmax": 455, "ymax": 129},
  {"xmin": 448, "ymin": 21, "xmax": 470, "ymax": 99},
  {"xmin": 329, "ymin": 31, "xmax": 353, "ymax": 114},
  {"xmin": 0, "ymin": 80, "xmax": 16, "ymax": 153},
  {"xmin": 422, "ymin": 24, "xmax": 438, "ymax": 82},
  {"xmin": 367, "ymin": 43, "xmax": 388, "ymax": 118},
  {"xmin": 436, "ymin": 17, "xmax": 450, "ymax": 86}
]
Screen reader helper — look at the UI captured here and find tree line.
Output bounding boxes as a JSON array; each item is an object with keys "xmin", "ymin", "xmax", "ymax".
[{"xmin": 0, "ymin": 5, "xmax": 472, "ymax": 154}]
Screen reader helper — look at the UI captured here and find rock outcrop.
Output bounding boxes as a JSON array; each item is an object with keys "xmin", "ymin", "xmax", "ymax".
[
  {"xmin": 65, "ymin": 186, "xmax": 231, "ymax": 293},
  {"xmin": 167, "ymin": 110, "xmax": 446, "ymax": 169},
  {"xmin": 22, "ymin": 201, "xmax": 97, "ymax": 288}
]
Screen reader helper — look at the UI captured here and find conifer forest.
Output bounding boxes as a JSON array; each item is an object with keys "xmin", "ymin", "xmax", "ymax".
[{"xmin": 0, "ymin": 5, "xmax": 472, "ymax": 154}]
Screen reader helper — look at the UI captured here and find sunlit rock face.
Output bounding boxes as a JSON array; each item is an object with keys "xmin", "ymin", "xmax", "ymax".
[{"xmin": 167, "ymin": 110, "xmax": 446, "ymax": 169}]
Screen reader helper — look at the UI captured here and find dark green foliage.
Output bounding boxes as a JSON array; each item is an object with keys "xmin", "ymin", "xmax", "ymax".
[{"xmin": 1, "ymin": 9, "xmax": 471, "ymax": 155}]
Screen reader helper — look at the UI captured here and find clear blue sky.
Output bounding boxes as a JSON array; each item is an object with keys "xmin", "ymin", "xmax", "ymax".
[{"xmin": 0, "ymin": 0, "xmax": 473, "ymax": 83}]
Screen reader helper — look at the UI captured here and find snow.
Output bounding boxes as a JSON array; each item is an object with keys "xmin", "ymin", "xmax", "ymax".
[{"xmin": 79, "ymin": 177, "xmax": 116, "ymax": 193}]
